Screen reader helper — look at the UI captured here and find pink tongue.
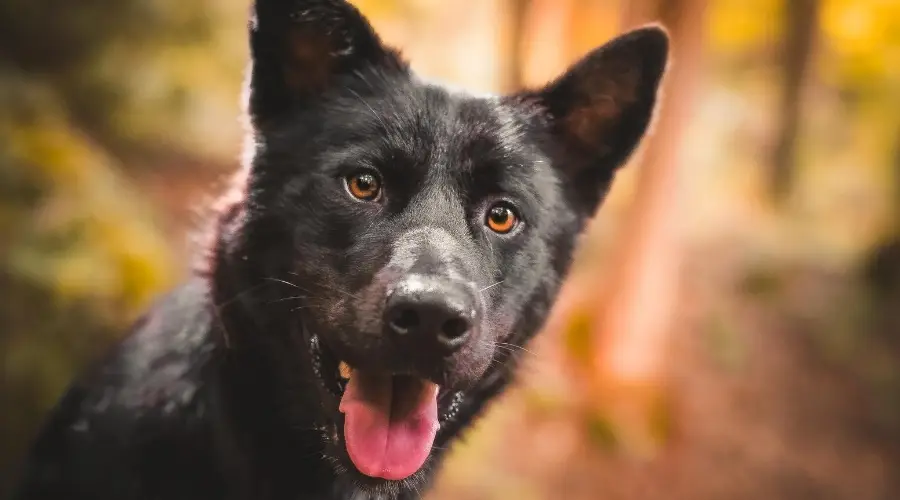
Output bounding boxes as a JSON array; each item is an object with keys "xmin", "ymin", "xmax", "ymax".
[{"xmin": 338, "ymin": 371, "xmax": 439, "ymax": 480}]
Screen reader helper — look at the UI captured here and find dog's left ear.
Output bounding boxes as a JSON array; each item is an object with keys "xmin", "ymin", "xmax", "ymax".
[{"xmin": 519, "ymin": 26, "xmax": 669, "ymax": 214}]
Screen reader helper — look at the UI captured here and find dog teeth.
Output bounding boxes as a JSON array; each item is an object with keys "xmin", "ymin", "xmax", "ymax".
[{"xmin": 338, "ymin": 362, "xmax": 353, "ymax": 381}]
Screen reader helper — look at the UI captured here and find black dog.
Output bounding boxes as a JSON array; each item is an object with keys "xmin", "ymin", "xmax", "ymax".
[{"xmin": 13, "ymin": 1, "xmax": 667, "ymax": 498}]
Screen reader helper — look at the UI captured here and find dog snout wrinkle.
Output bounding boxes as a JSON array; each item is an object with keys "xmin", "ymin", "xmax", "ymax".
[{"xmin": 390, "ymin": 227, "xmax": 474, "ymax": 278}]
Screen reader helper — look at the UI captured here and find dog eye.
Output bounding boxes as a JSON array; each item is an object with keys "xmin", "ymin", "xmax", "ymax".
[
  {"xmin": 344, "ymin": 171, "xmax": 382, "ymax": 201},
  {"xmin": 485, "ymin": 202, "xmax": 519, "ymax": 234}
]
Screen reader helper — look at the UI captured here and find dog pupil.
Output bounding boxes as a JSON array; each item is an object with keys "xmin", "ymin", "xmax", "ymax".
[
  {"xmin": 354, "ymin": 174, "xmax": 376, "ymax": 195},
  {"xmin": 491, "ymin": 207, "xmax": 508, "ymax": 224}
]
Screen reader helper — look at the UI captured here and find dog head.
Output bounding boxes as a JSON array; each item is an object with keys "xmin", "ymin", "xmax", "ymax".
[{"xmin": 219, "ymin": 0, "xmax": 667, "ymax": 492}]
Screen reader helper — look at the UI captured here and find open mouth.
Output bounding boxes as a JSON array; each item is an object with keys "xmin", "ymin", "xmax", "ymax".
[{"xmin": 309, "ymin": 335, "xmax": 463, "ymax": 481}]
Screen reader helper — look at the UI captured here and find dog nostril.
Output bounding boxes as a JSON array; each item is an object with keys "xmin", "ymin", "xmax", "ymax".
[
  {"xmin": 441, "ymin": 317, "xmax": 470, "ymax": 340},
  {"xmin": 390, "ymin": 308, "xmax": 420, "ymax": 334}
]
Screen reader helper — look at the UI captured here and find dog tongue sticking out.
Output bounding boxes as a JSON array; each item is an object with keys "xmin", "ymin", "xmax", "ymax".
[{"xmin": 339, "ymin": 370, "xmax": 440, "ymax": 480}]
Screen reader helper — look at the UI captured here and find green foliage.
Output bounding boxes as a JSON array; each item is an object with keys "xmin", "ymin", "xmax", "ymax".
[
  {"xmin": 709, "ymin": 0, "xmax": 782, "ymax": 56},
  {"xmin": 739, "ymin": 263, "xmax": 784, "ymax": 300},
  {"xmin": 646, "ymin": 391, "xmax": 673, "ymax": 446},
  {"xmin": 0, "ymin": 0, "xmax": 247, "ymax": 491},
  {"xmin": 0, "ymin": 77, "xmax": 179, "ymax": 492},
  {"xmin": 586, "ymin": 413, "xmax": 620, "ymax": 451},
  {"xmin": 563, "ymin": 306, "xmax": 595, "ymax": 369},
  {"xmin": 704, "ymin": 310, "xmax": 748, "ymax": 373},
  {"xmin": 0, "ymin": 0, "xmax": 247, "ymax": 164},
  {"xmin": 583, "ymin": 389, "xmax": 672, "ymax": 456},
  {"xmin": 821, "ymin": 0, "xmax": 900, "ymax": 90}
]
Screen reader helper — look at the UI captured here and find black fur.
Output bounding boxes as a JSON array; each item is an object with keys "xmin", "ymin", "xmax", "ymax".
[{"xmin": 12, "ymin": 1, "xmax": 668, "ymax": 499}]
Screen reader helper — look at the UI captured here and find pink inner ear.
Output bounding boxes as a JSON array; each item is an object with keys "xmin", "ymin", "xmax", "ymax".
[
  {"xmin": 563, "ymin": 63, "xmax": 642, "ymax": 152},
  {"xmin": 567, "ymin": 94, "xmax": 618, "ymax": 150},
  {"xmin": 284, "ymin": 29, "xmax": 336, "ymax": 93}
]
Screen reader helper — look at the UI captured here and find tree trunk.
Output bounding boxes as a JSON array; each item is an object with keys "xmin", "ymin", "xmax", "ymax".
[
  {"xmin": 556, "ymin": 0, "xmax": 707, "ymax": 455},
  {"xmin": 503, "ymin": 0, "xmax": 533, "ymax": 92},
  {"xmin": 517, "ymin": 0, "xmax": 576, "ymax": 88},
  {"xmin": 863, "ymin": 122, "xmax": 900, "ymax": 316},
  {"xmin": 770, "ymin": 0, "xmax": 819, "ymax": 201}
]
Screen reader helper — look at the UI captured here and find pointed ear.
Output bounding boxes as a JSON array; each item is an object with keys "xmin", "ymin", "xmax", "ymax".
[
  {"xmin": 520, "ymin": 26, "xmax": 669, "ymax": 214},
  {"xmin": 248, "ymin": 0, "xmax": 406, "ymax": 126}
]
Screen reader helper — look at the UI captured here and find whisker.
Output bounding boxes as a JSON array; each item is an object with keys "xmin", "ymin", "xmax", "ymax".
[
  {"xmin": 211, "ymin": 281, "xmax": 274, "ymax": 349},
  {"xmin": 270, "ymin": 295, "xmax": 310, "ymax": 303},
  {"xmin": 495, "ymin": 341, "xmax": 537, "ymax": 356},
  {"xmin": 491, "ymin": 345, "xmax": 518, "ymax": 355},
  {"xmin": 326, "ymin": 288, "xmax": 361, "ymax": 301},
  {"xmin": 211, "ymin": 306, "xmax": 232, "ymax": 349},
  {"xmin": 346, "ymin": 87, "xmax": 389, "ymax": 132},
  {"xmin": 264, "ymin": 277, "xmax": 303, "ymax": 290},
  {"xmin": 285, "ymin": 272, "xmax": 363, "ymax": 301},
  {"xmin": 479, "ymin": 280, "xmax": 505, "ymax": 294},
  {"xmin": 485, "ymin": 358, "xmax": 505, "ymax": 372},
  {"xmin": 477, "ymin": 340, "xmax": 543, "ymax": 368},
  {"xmin": 214, "ymin": 281, "xmax": 270, "ymax": 310}
]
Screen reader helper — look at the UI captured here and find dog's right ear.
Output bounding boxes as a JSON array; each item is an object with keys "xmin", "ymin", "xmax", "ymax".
[{"xmin": 248, "ymin": 0, "xmax": 406, "ymax": 126}]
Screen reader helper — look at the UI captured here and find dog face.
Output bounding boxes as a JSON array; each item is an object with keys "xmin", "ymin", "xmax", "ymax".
[{"xmin": 222, "ymin": 0, "xmax": 666, "ymax": 492}]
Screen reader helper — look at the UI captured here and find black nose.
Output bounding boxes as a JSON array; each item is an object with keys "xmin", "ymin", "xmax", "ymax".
[{"xmin": 384, "ymin": 277, "xmax": 477, "ymax": 354}]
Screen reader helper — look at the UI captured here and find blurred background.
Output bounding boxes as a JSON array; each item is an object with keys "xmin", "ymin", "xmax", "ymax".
[{"xmin": 2, "ymin": 0, "xmax": 900, "ymax": 498}]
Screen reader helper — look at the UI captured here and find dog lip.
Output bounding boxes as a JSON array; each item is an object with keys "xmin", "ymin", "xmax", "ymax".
[
  {"xmin": 309, "ymin": 337, "xmax": 441, "ymax": 396},
  {"xmin": 338, "ymin": 361, "xmax": 353, "ymax": 381},
  {"xmin": 308, "ymin": 334, "xmax": 464, "ymax": 437},
  {"xmin": 309, "ymin": 334, "xmax": 344, "ymax": 398},
  {"xmin": 337, "ymin": 360, "xmax": 445, "ymax": 390}
]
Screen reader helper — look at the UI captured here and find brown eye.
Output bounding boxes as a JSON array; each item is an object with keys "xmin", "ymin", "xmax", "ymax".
[
  {"xmin": 485, "ymin": 203, "xmax": 519, "ymax": 234},
  {"xmin": 345, "ymin": 171, "xmax": 382, "ymax": 201}
]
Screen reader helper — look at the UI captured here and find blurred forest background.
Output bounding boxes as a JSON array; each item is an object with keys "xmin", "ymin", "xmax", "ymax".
[{"xmin": 2, "ymin": 0, "xmax": 900, "ymax": 498}]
